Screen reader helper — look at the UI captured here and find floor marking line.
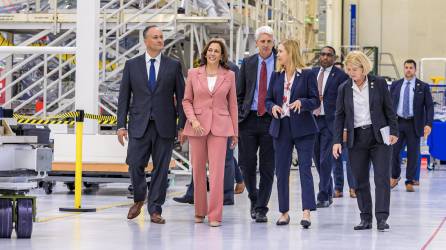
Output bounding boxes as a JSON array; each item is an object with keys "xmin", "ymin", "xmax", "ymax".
[
  {"xmin": 421, "ymin": 217, "xmax": 446, "ymax": 250},
  {"xmin": 36, "ymin": 191, "xmax": 185, "ymax": 223}
]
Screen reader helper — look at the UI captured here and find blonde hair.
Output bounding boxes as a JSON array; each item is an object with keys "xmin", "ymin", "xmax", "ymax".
[
  {"xmin": 344, "ymin": 51, "xmax": 373, "ymax": 75},
  {"xmin": 276, "ymin": 39, "xmax": 306, "ymax": 72}
]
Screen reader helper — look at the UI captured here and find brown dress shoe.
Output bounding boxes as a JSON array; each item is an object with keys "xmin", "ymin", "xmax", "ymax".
[
  {"xmin": 406, "ymin": 183, "xmax": 415, "ymax": 192},
  {"xmin": 390, "ymin": 177, "xmax": 400, "ymax": 189},
  {"xmin": 349, "ymin": 188, "xmax": 357, "ymax": 198},
  {"xmin": 150, "ymin": 213, "xmax": 166, "ymax": 224},
  {"xmin": 234, "ymin": 182, "xmax": 245, "ymax": 194},
  {"xmin": 334, "ymin": 190, "xmax": 343, "ymax": 198},
  {"xmin": 127, "ymin": 201, "xmax": 144, "ymax": 219},
  {"xmin": 413, "ymin": 180, "xmax": 420, "ymax": 186}
]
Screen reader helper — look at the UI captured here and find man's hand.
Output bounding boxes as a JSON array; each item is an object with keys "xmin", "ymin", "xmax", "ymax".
[
  {"xmin": 272, "ymin": 105, "xmax": 282, "ymax": 119},
  {"xmin": 342, "ymin": 130, "xmax": 348, "ymax": 143},
  {"xmin": 230, "ymin": 136, "xmax": 238, "ymax": 149},
  {"xmin": 178, "ymin": 129, "xmax": 187, "ymax": 145},
  {"xmin": 424, "ymin": 125, "xmax": 432, "ymax": 139},
  {"xmin": 389, "ymin": 135, "xmax": 398, "ymax": 145},
  {"xmin": 332, "ymin": 143, "xmax": 342, "ymax": 159},
  {"xmin": 117, "ymin": 129, "xmax": 128, "ymax": 146}
]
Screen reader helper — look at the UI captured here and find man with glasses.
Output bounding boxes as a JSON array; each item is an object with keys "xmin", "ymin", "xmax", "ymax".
[{"xmin": 311, "ymin": 46, "xmax": 349, "ymax": 207}]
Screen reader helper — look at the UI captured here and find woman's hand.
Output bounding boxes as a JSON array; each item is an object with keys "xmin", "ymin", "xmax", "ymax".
[
  {"xmin": 389, "ymin": 135, "xmax": 398, "ymax": 145},
  {"xmin": 289, "ymin": 100, "xmax": 302, "ymax": 113},
  {"xmin": 271, "ymin": 105, "xmax": 283, "ymax": 119},
  {"xmin": 191, "ymin": 120, "xmax": 205, "ymax": 136},
  {"xmin": 230, "ymin": 136, "xmax": 238, "ymax": 149},
  {"xmin": 332, "ymin": 143, "xmax": 342, "ymax": 159}
]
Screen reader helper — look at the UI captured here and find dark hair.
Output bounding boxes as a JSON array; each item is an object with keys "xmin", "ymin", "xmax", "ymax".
[
  {"xmin": 404, "ymin": 59, "xmax": 417, "ymax": 69},
  {"xmin": 143, "ymin": 25, "xmax": 158, "ymax": 39},
  {"xmin": 200, "ymin": 39, "xmax": 230, "ymax": 69},
  {"xmin": 321, "ymin": 46, "xmax": 336, "ymax": 55}
]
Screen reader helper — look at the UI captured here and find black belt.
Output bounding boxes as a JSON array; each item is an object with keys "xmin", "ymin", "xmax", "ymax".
[
  {"xmin": 398, "ymin": 116, "xmax": 414, "ymax": 121},
  {"xmin": 354, "ymin": 124, "xmax": 372, "ymax": 130}
]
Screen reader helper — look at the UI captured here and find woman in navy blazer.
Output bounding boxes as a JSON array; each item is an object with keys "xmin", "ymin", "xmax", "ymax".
[{"xmin": 265, "ymin": 40, "xmax": 320, "ymax": 228}]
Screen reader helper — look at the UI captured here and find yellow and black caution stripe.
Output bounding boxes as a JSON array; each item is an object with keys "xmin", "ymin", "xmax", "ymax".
[
  {"xmin": 84, "ymin": 113, "xmax": 116, "ymax": 121},
  {"xmin": 16, "ymin": 118, "xmax": 75, "ymax": 125}
]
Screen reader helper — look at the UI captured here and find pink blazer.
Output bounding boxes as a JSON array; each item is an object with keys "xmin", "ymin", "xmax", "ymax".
[{"xmin": 182, "ymin": 66, "xmax": 238, "ymax": 137}]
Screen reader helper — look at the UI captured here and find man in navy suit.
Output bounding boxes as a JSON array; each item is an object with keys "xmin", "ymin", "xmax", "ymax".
[
  {"xmin": 311, "ymin": 46, "xmax": 349, "ymax": 207},
  {"xmin": 390, "ymin": 59, "xmax": 434, "ymax": 192},
  {"xmin": 117, "ymin": 26, "xmax": 186, "ymax": 223}
]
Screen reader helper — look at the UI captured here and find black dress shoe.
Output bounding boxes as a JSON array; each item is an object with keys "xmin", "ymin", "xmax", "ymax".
[
  {"xmin": 300, "ymin": 219, "xmax": 311, "ymax": 229},
  {"xmin": 223, "ymin": 200, "xmax": 234, "ymax": 206},
  {"xmin": 353, "ymin": 220, "xmax": 372, "ymax": 230},
  {"xmin": 250, "ymin": 203, "xmax": 256, "ymax": 219},
  {"xmin": 316, "ymin": 200, "xmax": 331, "ymax": 208},
  {"xmin": 173, "ymin": 195, "xmax": 194, "ymax": 204},
  {"xmin": 377, "ymin": 220, "xmax": 390, "ymax": 232},
  {"xmin": 255, "ymin": 212, "xmax": 268, "ymax": 223},
  {"xmin": 276, "ymin": 215, "xmax": 290, "ymax": 226}
]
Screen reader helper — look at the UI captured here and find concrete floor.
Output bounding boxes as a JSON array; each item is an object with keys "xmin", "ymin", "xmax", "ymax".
[{"xmin": 1, "ymin": 167, "xmax": 446, "ymax": 250}]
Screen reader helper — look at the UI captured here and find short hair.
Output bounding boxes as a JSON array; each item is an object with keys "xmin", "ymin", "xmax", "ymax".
[
  {"xmin": 143, "ymin": 25, "xmax": 158, "ymax": 39},
  {"xmin": 200, "ymin": 38, "xmax": 230, "ymax": 69},
  {"xmin": 276, "ymin": 39, "xmax": 306, "ymax": 72},
  {"xmin": 404, "ymin": 59, "xmax": 417, "ymax": 69},
  {"xmin": 344, "ymin": 51, "xmax": 373, "ymax": 75},
  {"xmin": 321, "ymin": 46, "xmax": 336, "ymax": 55},
  {"xmin": 255, "ymin": 26, "xmax": 274, "ymax": 41}
]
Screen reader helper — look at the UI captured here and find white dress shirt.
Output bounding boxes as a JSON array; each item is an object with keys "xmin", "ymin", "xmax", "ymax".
[
  {"xmin": 207, "ymin": 76, "xmax": 217, "ymax": 92},
  {"xmin": 317, "ymin": 66, "xmax": 333, "ymax": 115},
  {"xmin": 352, "ymin": 78, "xmax": 372, "ymax": 128},
  {"xmin": 145, "ymin": 52, "xmax": 162, "ymax": 81}
]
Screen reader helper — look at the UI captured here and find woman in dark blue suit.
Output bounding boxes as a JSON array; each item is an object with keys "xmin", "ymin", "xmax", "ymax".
[{"xmin": 265, "ymin": 40, "xmax": 320, "ymax": 228}]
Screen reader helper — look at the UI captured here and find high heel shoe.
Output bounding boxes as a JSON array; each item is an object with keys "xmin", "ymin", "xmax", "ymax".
[
  {"xmin": 195, "ymin": 216, "xmax": 205, "ymax": 223},
  {"xmin": 300, "ymin": 219, "xmax": 311, "ymax": 229},
  {"xmin": 276, "ymin": 214, "xmax": 290, "ymax": 226}
]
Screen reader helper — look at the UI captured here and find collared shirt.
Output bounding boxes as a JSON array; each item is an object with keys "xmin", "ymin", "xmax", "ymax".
[
  {"xmin": 352, "ymin": 78, "xmax": 372, "ymax": 128},
  {"xmin": 251, "ymin": 53, "xmax": 275, "ymax": 111},
  {"xmin": 317, "ymin": 65, "xmax": 333, "ymax": 115},
  {"xmin": 397, "ymin": 77, "xmax": 416, "ymax": 117},
  {"xmin": 281, "ymin": 71, "xmax": 299, "ymax": 118},
  {"xmin": 145, "ymin": 51, "xmax": 162, "ymax": 81}
]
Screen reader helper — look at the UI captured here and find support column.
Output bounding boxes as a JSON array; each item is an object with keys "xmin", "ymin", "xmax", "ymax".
[{"xmin": 75, "ymin": 0, "xmax": 99, "ymax": 134}]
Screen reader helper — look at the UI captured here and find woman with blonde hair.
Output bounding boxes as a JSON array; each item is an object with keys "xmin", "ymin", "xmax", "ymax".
[
  {"xmin": 182, "ymin": 38, "xmax": 238, "ymax": 227},
  {"xmin": 332, "ymin": 50, "xmax": 398, "ymax": 231},
  {"xmin": 265, "ymin": 39, "xmax": 320, "ymax": 228}
]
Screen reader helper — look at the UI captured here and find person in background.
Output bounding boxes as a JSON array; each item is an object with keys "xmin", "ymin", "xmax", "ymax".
[{"xmin": 390, "ymin": 59, "xmax": 434, "ymax": 192}]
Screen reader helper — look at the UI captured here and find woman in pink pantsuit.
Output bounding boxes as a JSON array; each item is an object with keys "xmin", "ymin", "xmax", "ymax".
[{"xmin": 182, "ymin": 39, "xmax": 238, "ymax": 227}]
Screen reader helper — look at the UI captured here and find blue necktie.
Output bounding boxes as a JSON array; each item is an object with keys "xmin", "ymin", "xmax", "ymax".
[
  {"xmin": 402, "ymin": 81, "xmax": 411, "ymax": 118},
  {"xmin": 148, "ymin": 58, "xmax": 156, "ymax": 91}
]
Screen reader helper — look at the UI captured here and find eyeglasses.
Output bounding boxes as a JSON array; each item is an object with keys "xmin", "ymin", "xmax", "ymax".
[{"xmin": 320, "ymin": 52, "xmax": 334, "ymax": 57}]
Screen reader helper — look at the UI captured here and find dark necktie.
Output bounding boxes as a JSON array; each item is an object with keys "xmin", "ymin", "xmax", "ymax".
[
  {"xmin": 257, "ymin": 61, "xmax": 267, "ymax": 116},
  {"xmin": 148, "ymin": 58, "xmax": 156, "ymax": 91},
  {"xmin": 402, "ymin": 81, "xmax": 411, "ymax": 117}
]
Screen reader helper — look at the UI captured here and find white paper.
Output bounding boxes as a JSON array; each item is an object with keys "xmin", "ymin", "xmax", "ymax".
[{"xmin": 380, "ymin": 126, "xmax": 390, "ymax": 145}]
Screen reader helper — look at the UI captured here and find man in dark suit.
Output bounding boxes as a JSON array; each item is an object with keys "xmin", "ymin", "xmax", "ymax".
[
  {"xmin": 173, "ymin": 60, "xmax": 241, "ymax": 205},
  {"xmin": 237, "ymin": 26, "xmax": 276, "ymax": 222},
  {"xmin": 390, "ymin": 59, "xmax": 434, "ymax": 192},
  {"xmin": 333, "ymin": 51, "xmax": 398, "ymax": 231},
  {"xmin": 311, "ymin": 46, "xmax": 349, "ymax": 207},
  {"xmin": 117, "ymin": 26, "xmax": 186, "ymax": 224}
]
